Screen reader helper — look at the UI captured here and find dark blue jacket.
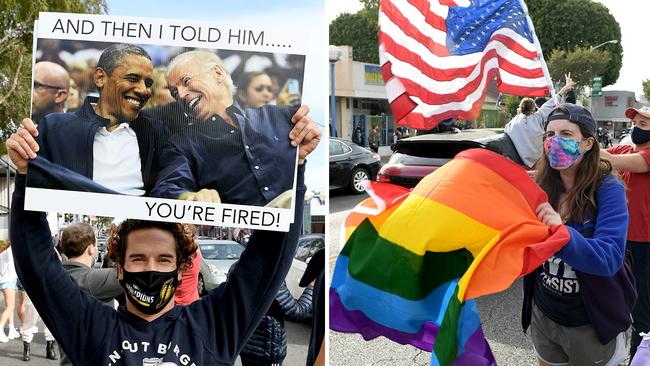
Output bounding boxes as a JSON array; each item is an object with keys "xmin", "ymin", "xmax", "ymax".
[
  {"xmin": 523, "ymin": 175, "xmax": 636, "ymax": 344},
  {"xmin": 36, "ymin": 96, "xmax": 170, "ymax": 195},
  {"xmin": 150, "ymin": 103, "xmax": 298, "ymax": 206},
  {"xmin": 10, "ymin": 165, "xmax": 306, "ymax": 366}
]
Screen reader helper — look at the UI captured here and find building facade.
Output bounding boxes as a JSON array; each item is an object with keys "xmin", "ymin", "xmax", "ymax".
[
  {"xmin": 591, "ymin": 90, "xmax": 643, "ymax": 138},
  {"xmin": 329, "ymin": 45, "xmax": 506, "ymax": 147}
]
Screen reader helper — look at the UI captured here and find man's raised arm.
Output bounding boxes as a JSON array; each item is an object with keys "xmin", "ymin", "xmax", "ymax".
[{"xmin": 9, "ymin": 174, "xmax": 114, "ymax": 364}]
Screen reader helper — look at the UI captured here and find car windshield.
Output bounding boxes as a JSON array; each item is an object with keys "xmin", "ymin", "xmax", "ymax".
[{"xmin": 200, "ymin": 243, "xmax": 243, "ymax": 260}]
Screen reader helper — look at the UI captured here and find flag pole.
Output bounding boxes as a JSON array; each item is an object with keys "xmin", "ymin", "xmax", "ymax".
[{"xmin": 518, "ymin": 0, "xmax": 558, "ymax": 104}]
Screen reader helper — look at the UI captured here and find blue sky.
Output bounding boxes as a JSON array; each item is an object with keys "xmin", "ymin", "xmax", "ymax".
[
  {"xmin": 106, "ymin": 0, "xmax": 328, "ymax": 195},
  {"xmin": 108, "ymin": 0, "xmax": 323, "ymax": 22}
]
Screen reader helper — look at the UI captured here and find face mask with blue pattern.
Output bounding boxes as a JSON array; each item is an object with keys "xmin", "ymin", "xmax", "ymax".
[{"xmin": 544, "ymin": 135, "xmax": 582, "ymax": 170}]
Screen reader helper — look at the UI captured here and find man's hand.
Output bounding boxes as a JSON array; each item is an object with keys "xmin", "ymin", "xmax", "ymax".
[
  {"xmin": 178, "ymin": 189, "xmax": 221, "ymax": 203},
  {"xmin": 5, "ymin": 118, "xmax": 40, "ymax": 174},
  {"xmin": 289, "ymin": 105, "xmax": 322, "ymax": 163}
]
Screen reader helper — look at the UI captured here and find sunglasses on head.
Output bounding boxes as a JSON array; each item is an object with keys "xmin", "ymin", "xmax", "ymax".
[{"xmin": 254, "ymin": 85, "xmax": 273, "ymax": 93}]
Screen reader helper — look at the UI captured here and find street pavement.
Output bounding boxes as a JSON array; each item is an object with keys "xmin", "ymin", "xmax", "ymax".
[
  {"xmin": 328, "ymin": 192, "xmax": 630, "ymax": 366},
  {"xmin": 0, "ymin": 300, "xmax": 310, "ymax": 366}
]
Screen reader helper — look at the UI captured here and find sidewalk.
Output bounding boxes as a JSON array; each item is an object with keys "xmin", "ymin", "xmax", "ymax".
[
  {"xmin": 0, "ymin": 320, "xmax": 56, "ymax": 366},
  {"xmin": 378, "ymin": 145, "xmax": 392, "ymax": 164}
]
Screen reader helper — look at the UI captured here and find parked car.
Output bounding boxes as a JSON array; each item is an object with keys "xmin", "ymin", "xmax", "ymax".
[
  {"xmin": 330, "ymin": 138, "xmax": 381, "ymax": 194},
  {"xmin": 294, "ymin": 233, "xmax": 325, "ymax": 263},
  {"xmin": 378, "ymin": 129, "xmax": 528, "ymax": 188},
  {"xmin": 197, "ymin": 239, "xmax": 244, "ymax": 295},
  {"xmin": 285, "ymin": 234, "xmax": 325, "ymax": 299}
]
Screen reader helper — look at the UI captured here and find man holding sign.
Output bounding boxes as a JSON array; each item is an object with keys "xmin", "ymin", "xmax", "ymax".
[{"xmin": 8, "ymin": 159, "xmax": 310, "ymax": 365}]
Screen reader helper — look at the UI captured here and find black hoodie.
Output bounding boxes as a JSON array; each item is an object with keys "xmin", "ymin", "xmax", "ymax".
[{"xmin": 10, "ymin": 165, "xmax": 305, "ymax": 366}]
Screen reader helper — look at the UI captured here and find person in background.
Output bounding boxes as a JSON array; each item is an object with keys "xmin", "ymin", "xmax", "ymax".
[
  {"xmin": 368, "ymin": 125, "xmax": 380, "ymax": 153},
  {"xmin": 600, "ymin": 106, "xmax": 650, "ymax": 360},
  {"xmin": 505, "ymin": 73, "xmax": 575, "ymax": 169},
  {"xmin": 0, "ymin": 244, "xmax": 19, "ymax": 343},
  {"xmin": 300, "ymin": 249, "xmax": 324, "ymax": 366},
  {"xmin": 64, "ymin": 79, "xmax": 82, "ymax": 113},
  {"xmin": 240, "ymin": 279, "xmax": 314, "ymax": 366},
  {"xmin": 58, "ymin": 223, "xmax": 123, "ymax": 365},
  {"xmin": 144, "ymin": 67, "xmax": 175, "ymax": 109},
  {"xmin": 523, "ymin": 104, "xmax": 633, "ymax": 366},
  {"xmin": 236, "ymin": 71, "xmax": 274, "ymax": 109},
  {"xmin": 174, "ymin": 251, "xmax": 202, "ymax": 305},
  {"xmin": 31, "ymin": 61, "xmax": 70, "ymax": 123}
]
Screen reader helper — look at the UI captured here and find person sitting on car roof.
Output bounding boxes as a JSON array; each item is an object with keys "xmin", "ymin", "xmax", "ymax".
[{"xmin": 505, "ymin": 73, "xmax": 576, "ymax": 169}]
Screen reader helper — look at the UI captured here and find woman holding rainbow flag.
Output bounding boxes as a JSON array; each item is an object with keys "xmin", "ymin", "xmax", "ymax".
[{"xmin": 524, "ymin": 103, "xmax": 635, "ymax": 366}]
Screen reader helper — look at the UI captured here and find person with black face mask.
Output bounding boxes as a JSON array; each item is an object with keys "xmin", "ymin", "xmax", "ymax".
[
  {"xmin": 600, "ymin": 106, "xmax": 650, "ymax": 361},
  {"xmin": 8, "ymin": 164, "xmax": 307, "ymax": 365}
]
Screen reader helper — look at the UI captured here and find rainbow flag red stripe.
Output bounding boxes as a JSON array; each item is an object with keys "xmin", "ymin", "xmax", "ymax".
[{"xmin": 330, "ymin": 149, "xmax": 570, "ymax": 365}]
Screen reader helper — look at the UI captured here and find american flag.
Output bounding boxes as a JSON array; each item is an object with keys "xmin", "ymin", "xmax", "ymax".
[{"xmin": 380, "ymin": 0, "xmax": 551, "ymax": 129}]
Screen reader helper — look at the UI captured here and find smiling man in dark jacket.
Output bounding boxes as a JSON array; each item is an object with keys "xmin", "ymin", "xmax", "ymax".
[
  {"xmin": 150, "ymin": 50, "xmax": 321, "ymax": 206},
  {"xmin": 6, "ymin": 43, "xmax": 169, "ymax": 195}
]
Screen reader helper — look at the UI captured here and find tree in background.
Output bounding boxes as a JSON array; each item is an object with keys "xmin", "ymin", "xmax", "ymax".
[
  {"xmin": 547, "ymin": 47, "xmax": 610, "ymax": 92},
  {"xmin": 526, "ymin": 0, "xmax": 622, "ymax": 87},
  {"xmin": 329, "ymin": 0, "xmax": 378, "ymax": 64},
  {"xmin": 0, "ymin": 0, "xmax": 106, "ymax": 152},
  {"xmin": 330, "ymin": 0, "xmax": 622, "ymax": 86},
  {"xmin": 642, "ymin": 79, "xmax": 650, "ymax": 102}
]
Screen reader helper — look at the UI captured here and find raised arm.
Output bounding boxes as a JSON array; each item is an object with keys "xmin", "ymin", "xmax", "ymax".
[
  {"xmin": 10, "ymin": 174, "xmax": 114, "ymax": 364},
  {"xmin": 188, "ymin": 164, "xmax": 306, "ymax": 363}
]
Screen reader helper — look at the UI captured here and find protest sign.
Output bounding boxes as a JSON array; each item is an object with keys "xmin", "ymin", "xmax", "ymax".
[{"xmin": 25, "ymin": 12, "xmax": 317, "ymax": 231}]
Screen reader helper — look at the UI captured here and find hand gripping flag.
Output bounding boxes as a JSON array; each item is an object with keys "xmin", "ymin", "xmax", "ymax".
[
  {"xmin": 379, "ymin": 0, "xmax": 551, "ymax": 129},
  {"xmin": 330, "ymin": 149, "xmax": 570, "ymax": 366}
]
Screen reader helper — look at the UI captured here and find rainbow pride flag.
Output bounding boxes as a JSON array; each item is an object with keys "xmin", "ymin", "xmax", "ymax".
[{"xmin": 330, "ymin": 149, "xmax": 570, "ymax": 366}]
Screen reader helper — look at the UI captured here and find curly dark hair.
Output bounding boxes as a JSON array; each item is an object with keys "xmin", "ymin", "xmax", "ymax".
[{"xmin": 107, "ymin": 220, "xmax": 197, "ymax": 272}]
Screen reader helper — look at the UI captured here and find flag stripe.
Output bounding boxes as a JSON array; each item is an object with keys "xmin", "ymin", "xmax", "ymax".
[
  {"xmin": 383, "ymin": 52, "xmax": 545, "ymax": 102},
  {"xmin": 379, "ymin": 0, "xmax": 550, "ymax": 128},
  {"xmin": 406, "ymin": 0, "xmax": 447, "ymax": 32},
  {"xmin": 329, "ymin": 289, "xmax": 439, "ymax": 351},
  {"xmin": 341, "ymin": 218, "xmax": 474, "ymax": 300},
  {"xmin": 396, "ymin": 67, "xmax": 546, "ymax": 116},
  {"xmin": 332, "ymin": 255, "xmax": 459, "ymax": 333},
  {"xmin": 381, "ymin": 33, "xmax": 542, "ymax": 84},
  {"xmin": 381, "ymin": 0, "xmax": 449, "ymax": 55},
  {"xmin": 455, "ymin": 149, "xmax": 547, "ymax": 209}
]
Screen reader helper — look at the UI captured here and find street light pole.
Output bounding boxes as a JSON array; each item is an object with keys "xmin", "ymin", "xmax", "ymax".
[
  {"xmin": 329, "ymin": 45, "xmax": 342, "ymax": 137},
  {"xmin": 589, "ymin": 39, "xmax": 618, "ymax": 52},
  {"xmin": 330, "ymin": 62, "xmax": 337, "ymax": 137}
]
